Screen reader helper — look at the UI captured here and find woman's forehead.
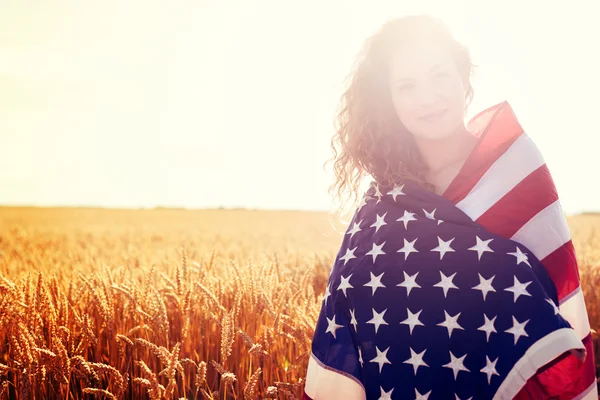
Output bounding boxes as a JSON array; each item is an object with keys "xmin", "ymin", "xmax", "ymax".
[{"xmin": 388, "ymin": 40, "xmax": 455, "ymax": 80}]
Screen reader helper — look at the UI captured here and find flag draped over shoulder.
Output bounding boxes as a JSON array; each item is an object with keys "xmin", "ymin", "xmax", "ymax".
[{"xmin": 303, "ymin": 102, "xmax": 596, "ymax": 400}]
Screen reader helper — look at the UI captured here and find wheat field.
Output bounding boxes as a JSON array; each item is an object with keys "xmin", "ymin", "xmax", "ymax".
[{"xmin": 0, "ymin": 207, "xmax": 599, "ymax": 399}]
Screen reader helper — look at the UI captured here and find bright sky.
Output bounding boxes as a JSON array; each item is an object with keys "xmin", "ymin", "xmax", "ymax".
[{"xmin": 1, "ymin": 0, "xmax": 599, "ymax": 214}]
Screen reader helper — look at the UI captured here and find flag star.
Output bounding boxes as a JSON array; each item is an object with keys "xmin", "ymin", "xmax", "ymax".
[
  {"xmin": 423, "ymin": 208, "xmax": 437, "ymax": 220},
  {"xmin": 415, "ymin": 388, "xmax": 432, "ymax": 400},
  {"xmin": 370, "ymin": 346, "xmax": 391, "ymax": 373},
  {"xmin": 455, "ymin": 395, "xmax": 473, "ymax": 400},
  {"xmin": 325, "ymin": 315, "xmax": 344, "ymax": 339},
  {"xmin": 339, "ymin": 246, "xmax": 358, "ymax": 265},
  {"xmin": 396, "ymin": 210, "xmax": 417, "ymax": 229},
  {"xmin": 468, "ymin": 236, "xmax": 494, "ymax": 261},
  {"xmin": 346, "ymin": 220, "xmax": 362, "ymax": 239},
  {"xmin": 373, "ymin": 185, "xmax": 383, "ymax": 203},
  {"xmin": 480, "ymin": 355, "xmax": 500, "ymax": 384},
  {"xmin": 397, "ymin": 271, "xmax": 421, "ymax": 296},
  {"xmin": 400, "ymin": 308, "xmax": 425, "ymax": 334},
  {"xmin": 337, "ymin": 274, "xmax": 354, "ymax": 297},
  {"xmin": 397, "ymin": 237, "xmax": 419, "ymax": 260},
  {"xmin": 431, "ymin": 236, "xmax": 456, "ymax": 260},
  {"xmin": 366, "ymin": 241, "xmax": 386, "ymax": 263},
  {"xmin": 443, "ymin": 351, "xmax": 470, "ymax": 380},
  {"xmin": 357, "ymin": 196, "xmax": 370, "ymax": 212},
  {"xmin": 358, "ymin": 346, "xmax": 364, "ymax": 367},
  {"xmin": 387, "ymin": 184, "xmax": 405, "ymax": 201},
  {"xmin": 504, "ymin": 276, "xmax": 532, "ymax": 303},
  {"xmin": 477, "ymin": 314, "xmax": 498, "ymax": 342},
  {"xmin": 378, "ymin": 386, "xmax": 394, "ymax": 400},
  {"xmin": 546, "ymin": 298, "xmax": 560, "ymax": 315},
  {"xmin": 507, "ymin": 246, "xmax": 532, "ymax": 267},
  {"xmin": 364, "ymin": 271, "xmax": 386, "ymax": 295},
  {"xmin": 472, "ymin": 273, "xmax": 496, "ymax": 301},
  {"xmin": 350, "ymin": 309, "xmax": 358, "ymax": 332},
  {"xmin": 437, "ymin": 310, "xmax": 464, "ymax": 338},
  {"xmin": 323, "ymin": 284, "xmax": 331, "ymax": 305},
  {"xmin": 370, "ymin": 212, "xmax": 388, "ymax": 233},
  {"xmin": 505, "ymin": 316, "xmax": 530, "ymax": 345},
  {"xmin": 367, "ymin": 308, "xmax": 389, "ymax": 334},
  {"xmin": 403, "ymin": 347, "xmax": 429, "ymax": 375},
  {"xmin": 433, "ymin": 271, "xmax": 459, "ymax": 298}
]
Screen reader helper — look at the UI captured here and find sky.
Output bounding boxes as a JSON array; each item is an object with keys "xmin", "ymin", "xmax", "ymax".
[{"xmin": 1, "ymin": 0, "xmax": 599, "ymax": 214}]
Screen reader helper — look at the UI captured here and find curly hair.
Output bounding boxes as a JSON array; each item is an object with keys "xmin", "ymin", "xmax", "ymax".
[{"xmin": 325, "ymin": 14, "xmax": 475, "ymax": 222}]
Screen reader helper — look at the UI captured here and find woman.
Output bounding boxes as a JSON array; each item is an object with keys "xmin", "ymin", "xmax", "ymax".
[{"xmin": 303, "ymin": 15, "xmax": 597, "ymax": 400}]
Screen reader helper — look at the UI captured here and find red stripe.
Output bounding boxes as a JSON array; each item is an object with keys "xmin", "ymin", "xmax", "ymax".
[
  {"xmin": 514, "ymin": 333, "xmax": 596, "ymax": 399},
  {"xmin": 443, "ymin": 102, "xmax": 525, "ymax": 204},
  {"xmin": 474, "ymin": 165, "xmax": 558, "ymax": 238},
  {"xmin": 302, "ymin": 392, "xmax": 313, "ymax": 400},
  {"xmin": 540, "ymin": 240, "xmax": 582, "ymax": 302}
]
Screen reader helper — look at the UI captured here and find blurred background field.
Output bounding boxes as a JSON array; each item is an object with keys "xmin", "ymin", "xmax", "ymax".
[{"xmin": 0, "ymin": 207, "xmax": 599, "ymax": 399}]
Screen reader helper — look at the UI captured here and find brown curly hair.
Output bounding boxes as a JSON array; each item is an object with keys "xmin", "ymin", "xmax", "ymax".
[{"xmin": 325, "ymin": 14, "xmax": 475, "ymax": 222}]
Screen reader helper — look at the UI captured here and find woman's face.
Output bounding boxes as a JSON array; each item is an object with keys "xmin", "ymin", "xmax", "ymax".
[{"xmin": 388, "ymin": 39, "xmax": 467, "ymax": 141}]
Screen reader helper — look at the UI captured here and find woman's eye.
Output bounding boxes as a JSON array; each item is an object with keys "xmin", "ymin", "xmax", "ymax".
[
  {"xmin": 433, "ymin": 71, "xmax": 449, "ymax": 81},
  {"xmin": 396, "ymin": 83, "xmax": 414, "ymax": 92}
]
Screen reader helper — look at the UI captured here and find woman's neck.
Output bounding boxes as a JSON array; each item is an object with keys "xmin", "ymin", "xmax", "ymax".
[{"xmin": 414, "ymin": 125, "xmax": 477, "ymax": 175}]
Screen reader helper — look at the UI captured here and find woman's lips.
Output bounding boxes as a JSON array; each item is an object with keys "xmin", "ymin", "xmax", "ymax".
[{"xmin": 419, "ymin": 109, "xmax": 447, "ymax": 122}]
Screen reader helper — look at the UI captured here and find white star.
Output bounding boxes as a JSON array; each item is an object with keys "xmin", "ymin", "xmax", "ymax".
[
  {"xmin": 366, "ymin": 241, "xmax": 386, "ymax": 263},
  {"xmin": 400, "ymin": 308, "xmax": 425, "ymax": 334},
  {"xmin": 403, "ymin": 347, "xmax": 428, "ymax": 375},
  {"xmin": 415, "ymin": 388, "xmax": 432, "ymax": 400},
  {"xmin": 431, "ymin": 236, "xmax": 456, "ymax": 260},
  {"xmin": 397, "ymin": 271, "xmax": 421, "ymax": 296},
  {"xmin": 433, "ymin": 271, "xmax": 459, "ymax": 298},
  {"xmin": 504, "ymin": 276, "xmax": 532, "ymax": 303},
  {"xmin": 363, "ymin": 271, "xmax": 386, "ymax": 295},
  {"xmin": 468, "ymin": 236, "xmax": 494, "ymax": 261},
  {"xmin": 396, "ymin": 210, "xmax": 417, "ymax": 229},
  {"xmin": 423, "ymin": 208, "xmax": 444, "ymax": 225},
  {"xmin": 387, "ymin": 184, "xmax": 405, "ymax": 201},
  {"xmin": 437, "ymin": 310, "xmax": 464, "ymax": 338},
  {"xmin": 443, "ymin": 351, "xmax": 470, "ymax": 380},
  {"xmin": 378, "ymin": 386, "xmax": 394, "ymax": 400},
  {"xmin": 350, "ymin": 308, "xmax": 358, "ymax": 332},
  {"xmin": 505, "ymin": 316, "xmax": 530, "ymax": 345},
  {"xmin": 477, "ymin": 314, "xmax": 497, "ymax": 342},
  {"xmin": 358, "ymin": 346, "xmax": 364, "ymax": 367},
  {"xmin": 323, "ymin": 284, "xmax": 331, "ymax": 305},
  {"xmin": 507, "ymin": 246, "xmax": 531, "ymax": 267},
  {"xmin": 346, "ymin": 220, "xmax": 362, "ymax": 239},
  {"xmin": 455, "ymin": 395, "xmax": 473, "ymax": 400},
  {"xmin": 337, "ymin": 274, "xmax": 354, "ymax": 297},
  {"xmin": 397, "ymin": 237, "xmax": 419, "ymax": 260},
  {"xmin": 546, "ymin": 298, "xmax": 560, "ymax": 315},
  {"xmin": 370, "ymin": 346, "xmax": 391, "ymax": 373},
  {"xmin": 480, "ymin": 355, "xmax": 500, "ymax": 384},
  {"xmin": 367, "ymin": 308, "xmax": 389, "ymax": 334},
  {"xmin": 339, "ymin": 246, "xmax": 358, "ymax": 265},
  {"xmin": 472, "ymin": 273, "xmax": 496, "ymax": 301},
  {"xmin": 423, "ymin": 208, "xmax": 437, "ymax": 220},
  {"xmin": 370, "ymin": 212, "xmax": 388, "ymax": 233},
  {"xmin": 357, "ymin": 196, "xmax": 370, "ymax": 212},
  {"xmin": 325, "ymin": 315, "xmax": 344, "ymax": 339},
  {"xmin": 373, "ymin": 185, "xmax": 383, "ymax": 203}
]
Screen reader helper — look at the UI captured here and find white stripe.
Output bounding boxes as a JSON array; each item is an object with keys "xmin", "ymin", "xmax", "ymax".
[
  {"xmin": 574, "ymin": 381, "xmax": 599, "ymax": 400},
  {"xmin": 511, "ymin": 200, "xmax": 571, "ymax": 261},
  {"xmin": 456, "ymin": 133, "xmax": 544, "ymax": 220},
  {"xmin": 304, "ymin": 353, "xmax": 366, "ymax": 400},
  {"xmin": 559, "ymin": 287, "xmax": 592, "ymax": 340},
  {"xmin": 494, "ymin": 328, "xmax": 586, "ymax": 400}
]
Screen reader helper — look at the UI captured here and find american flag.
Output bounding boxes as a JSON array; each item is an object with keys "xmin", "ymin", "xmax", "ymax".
[{"xmin": 303, "ymin": 102, "xmax": 597, "ymax": 399}]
